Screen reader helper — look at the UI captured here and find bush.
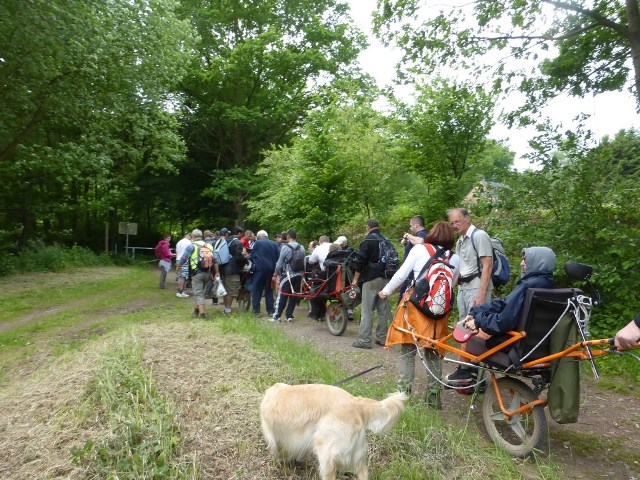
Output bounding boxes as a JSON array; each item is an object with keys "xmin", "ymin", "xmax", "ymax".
[{"xmin": 0, "ymin": 243, "xmax": 113, "ymax": 276}]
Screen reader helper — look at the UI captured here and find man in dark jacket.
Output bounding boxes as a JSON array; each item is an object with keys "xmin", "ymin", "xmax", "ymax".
[
  {"xmin": 447, "ymin": 246, "xmax": 556, "ymax": 383},
  {"xmin": 221, "ymin": 227, "xmax": 246, "ymax": 315},
  {"xmin": 250, "ymin": 230, "xmax": 280, "ymax": 317},
  {"xmin": 350, "ymin": 218, "xmax": 392, "ymax": 349}
]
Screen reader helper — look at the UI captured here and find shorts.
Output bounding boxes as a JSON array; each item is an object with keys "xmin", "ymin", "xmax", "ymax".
[
  {"xmin": 222, "ymin": 274, "xmax": 241, "ymax": 297},
  {"xmin": 159, "ymin": 260, "xmax": 171, "ymax": 272},
  {"xmin": 177, "ymin": 263, "xmax": 189, "ymax": 279}
]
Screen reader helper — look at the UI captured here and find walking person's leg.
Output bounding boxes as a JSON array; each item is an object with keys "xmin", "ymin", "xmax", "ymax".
[
  {"xmin": 264, "ymin": 269, "xmax": 275, "ymax": 316},
  {"xmin": 251, "ymin": 269, "xmax": 266, "ymax": 315},
  {"xmin": 372, "ymin": 277, "xmax": 391, "ymax": 345},
  {"xmin": 285, "ymin": 276, "xmax": 302, "ymax": 321},
  {"xmin": 397, "ymin": 343, "xmax": 416, "ymax": 393},
  {"xmin": 353, "ymin": 280, "xmax": 376, "ymax": 348}
]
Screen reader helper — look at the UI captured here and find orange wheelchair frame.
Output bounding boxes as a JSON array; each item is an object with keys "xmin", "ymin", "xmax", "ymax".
[{"xmin": 388, "ymin": 262, "xmax": 640, "ymax": 457}]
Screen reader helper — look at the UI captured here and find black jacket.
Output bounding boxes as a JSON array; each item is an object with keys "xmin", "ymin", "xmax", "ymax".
[
  {"xmin": 351, "ymin": 229, "xmax": 384, "ymax": 284},
  {"xmin": 221, "ymin": 236, "xmax": 245, "ymax": 275}
]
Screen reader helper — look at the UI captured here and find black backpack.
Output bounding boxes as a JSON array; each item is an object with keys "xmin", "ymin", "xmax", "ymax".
[
  {"xmin": 284, "ymin": 244, "xmax": 305, "ymax": 272},
  {"xmin": 375, "ymin": 234, "xmax": 399, "ymax": 278}
]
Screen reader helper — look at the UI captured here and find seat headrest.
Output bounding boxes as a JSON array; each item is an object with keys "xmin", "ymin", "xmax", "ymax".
[{"xmin": 564, "ymin": 261, "xmax": 593, "ymax": 281}]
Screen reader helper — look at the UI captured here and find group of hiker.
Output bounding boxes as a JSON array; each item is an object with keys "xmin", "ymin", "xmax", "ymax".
[{"xmin": 155, "ymin": 209, "xmax": 640, "ymax": 408}]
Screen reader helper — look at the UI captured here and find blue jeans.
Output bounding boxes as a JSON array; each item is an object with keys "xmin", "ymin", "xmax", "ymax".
[{"xmin": 252, "ymin": 269, "xmax": 275, "ymax": 315}]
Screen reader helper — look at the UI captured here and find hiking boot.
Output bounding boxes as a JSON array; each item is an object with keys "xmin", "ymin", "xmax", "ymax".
[
  {"xmin": 445, "ymin": 366, "xmax": 477, "ymax": 384},
  {"xmin": 352, "ymin": 341, "xmax": 371, "ymax": 349},
  {"xmin": 375, "ymin": 339, "xmax": 385, "ymax": 347},
  {"xmin": 199, "ymin": 313, "xmax": 207, "ymax": 319}
]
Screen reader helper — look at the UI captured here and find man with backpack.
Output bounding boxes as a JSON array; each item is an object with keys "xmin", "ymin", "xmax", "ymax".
[
  {"xmin": 446, "ymin": 207, "xmax": 494, "ymax": 383},
  {"xmin": 175, "ymin": 233, "xmax": 192, "ymax": 298},
  {"xmin": 220, "ymin": 227, "xmax": 246, "ymax": 316},
  {"xmin": 271, "ymin": 230, "xmax": 306, "ymax": 323},
  {"xmin": 349, "ymin": 219, "xmax": 394, "ymax": 349},
  {"xmin": 176, "ymin": 229, "xmax": 220, "ymax": 319}
]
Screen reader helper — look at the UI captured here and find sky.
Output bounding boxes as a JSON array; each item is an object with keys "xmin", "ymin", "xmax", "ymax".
[{"xmin": 346, "ymin": 0, "xmax": 639, "ymax": 170}]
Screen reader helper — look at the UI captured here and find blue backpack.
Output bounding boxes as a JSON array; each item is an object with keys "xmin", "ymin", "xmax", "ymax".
[
  {"xmin": 470, "ymin": 230, "xmax": 510, "ymax": 287},
  {"xmin": 213, "ymin": 237, "xmax": 231, "ymax": 265}
]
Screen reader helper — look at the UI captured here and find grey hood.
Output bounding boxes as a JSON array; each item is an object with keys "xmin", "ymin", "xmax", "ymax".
[{"xmin": 522, "ymin": 246, "xmax": 556, "ymax": 276}]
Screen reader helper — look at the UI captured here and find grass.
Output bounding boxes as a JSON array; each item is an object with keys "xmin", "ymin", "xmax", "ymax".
[
  {"xmin": 70, "ymin": 341, "xmax": 197, "ymax": 478},
  {"xmin": 0, "ymin": 265, "xmax": 638, "ymax": 479}
]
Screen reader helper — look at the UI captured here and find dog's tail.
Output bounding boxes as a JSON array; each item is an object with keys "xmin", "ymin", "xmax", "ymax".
[{"xmin": 360, "ymin": 391, "xmax": 407, "ymax": 435}]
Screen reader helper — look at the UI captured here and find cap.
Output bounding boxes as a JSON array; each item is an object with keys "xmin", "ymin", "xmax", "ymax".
[
  {"xmin": 220, "ymin": 227, "xmax": 230, "ymax": 235},
  {"xmin": 334, "ymin": 235, "xmax": 348, "ymax": 246}
]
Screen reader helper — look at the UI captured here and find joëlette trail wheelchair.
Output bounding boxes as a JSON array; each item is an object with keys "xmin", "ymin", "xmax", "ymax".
[
  {"xmin": 277, "ymin": 249, "xmax": 359, "ymax": 336},
  {"xmin": 389, "ymin": 261, "xmax": 640, "ymax": 458}
]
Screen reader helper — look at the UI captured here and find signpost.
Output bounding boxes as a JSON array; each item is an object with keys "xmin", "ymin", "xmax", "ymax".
[{"xmin": 118, "ymin": 222, "xmax": 138, "ymax": 256}]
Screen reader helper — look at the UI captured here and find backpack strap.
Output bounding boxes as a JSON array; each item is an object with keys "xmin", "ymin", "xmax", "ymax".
[{"xmin": 414, "ymin": 244, "xmax": 446, "ymax": 282}]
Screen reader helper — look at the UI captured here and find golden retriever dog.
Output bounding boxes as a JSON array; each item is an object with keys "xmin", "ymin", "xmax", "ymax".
[{"xmin": 260, "ymin": 383, "xmax": 407, "ymax": 480}]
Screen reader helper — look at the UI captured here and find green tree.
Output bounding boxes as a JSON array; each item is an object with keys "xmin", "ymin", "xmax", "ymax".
[
  {"xmin": 374, "ymin": 0, "xmax": 640, "ymax": 118},
  {"xmin": 0, "ymin": 0, "xmax": 194, "ymax": 248},
  {"xmin": 400, "ymin": 79, "xmax": 497, "ymax": 210},
  {"xmin": 177, "ymin": 0, "xmax": 366, "ymax": 225},
  {"xmin": 248, "ymin": 100, "xmax": 407, "ymax": 239}
]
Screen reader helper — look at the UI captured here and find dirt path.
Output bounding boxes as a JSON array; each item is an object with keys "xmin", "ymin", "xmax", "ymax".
[{"xmin": 275, "ymin": 304, "xmax": 640, "ymax": 479}]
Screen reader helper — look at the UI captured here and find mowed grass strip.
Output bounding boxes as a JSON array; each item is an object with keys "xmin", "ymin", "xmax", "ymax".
[{"xmin": 70, "ymin": 341, "xmax": 197, "ymax": 478}]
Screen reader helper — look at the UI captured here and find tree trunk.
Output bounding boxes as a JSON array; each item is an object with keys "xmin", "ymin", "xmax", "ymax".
[{"xmin": 627, "ymin": 0, "xmax": 640, "ymax": 110}]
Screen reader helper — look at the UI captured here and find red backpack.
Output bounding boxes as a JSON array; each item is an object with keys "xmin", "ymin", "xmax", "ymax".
[{"xmin": 409, "ymin": 244, "xmax": 454, "ymax": 319}]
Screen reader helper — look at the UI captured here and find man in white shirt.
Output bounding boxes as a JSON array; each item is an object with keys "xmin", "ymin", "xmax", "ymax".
[
  {"xmin": 175, "ymin": 233, "xmax": 192, "ymax": 298},
  {"xmin": 307, "ymin": 235, "xmax": 331, "ymax": 271}
]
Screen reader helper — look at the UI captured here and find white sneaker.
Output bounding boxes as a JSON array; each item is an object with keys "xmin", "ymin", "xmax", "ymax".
[
  {"xmin": 177, "ymin": 292, "xmax": 189, "ymax": 298},
  {"xmin": 285, "ymin": 318, "xmax": 294, "ymax": 323},
  {"xmin": 269, "ymin": 315, "xmax": 280, "ymax": 323}
]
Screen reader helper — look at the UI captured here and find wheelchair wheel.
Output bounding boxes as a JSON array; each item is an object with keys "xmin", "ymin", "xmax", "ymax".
[
  {"xmin": 482, "ymin": 377, "xmax": 547, "ymax": 458},
  {"xmin": 325, "ymin": 301, "xmax": 348, "ymax": 336}
]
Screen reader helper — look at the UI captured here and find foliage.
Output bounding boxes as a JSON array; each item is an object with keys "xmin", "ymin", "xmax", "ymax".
[
  {"xmin": 248, "ymin": 99, "xmax": 411, "ymax": 239},
  {"xmin": 71, "ymin": 343, "xmax": 194, "ymax": 477},
  {"xmin": 0, "ymin": 243, "xmax": 113, "ymax": 277},
  {"xmin": 0, "ymin": 0, "xmax": 195, "ymax": 249},
  {"xmin": 176, "ymin": 0, "xmax": 367, "ymax": 226},
  {"xmin": 373, "ymin": 0, "xmax": 640, "ymax": 120},
  {"xmin": 398, "ymin": 78, "xmax": 500, "ymax": 216}
]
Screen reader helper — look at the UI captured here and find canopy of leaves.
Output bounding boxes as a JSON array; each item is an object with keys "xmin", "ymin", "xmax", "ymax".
[
  {"xmin": 374, "ymin": 0, "xmax": 640, "ymax": 122},
  {"xmin": 398, "ymin": 79, "xmax": 500, "ymax": 212},
  {"xmin": 247, "ymin": 100, "xmax": 409, "ymax": 239},
  {"xmin": 176, "ymin": 0, "xmax": 367, "ymax": 225},
  {"xmin": 0, "ymin": 0, "xmax": 195, "ymax": 248}
]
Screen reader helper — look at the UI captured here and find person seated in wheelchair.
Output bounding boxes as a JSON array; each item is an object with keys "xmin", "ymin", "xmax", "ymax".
[{"xmin": 447, "ymin": 246, "xmax": 556, "ymax": 384}]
